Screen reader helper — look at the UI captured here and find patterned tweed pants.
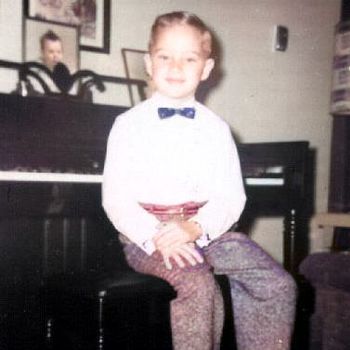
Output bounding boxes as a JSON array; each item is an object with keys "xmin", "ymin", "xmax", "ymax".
[{"xmin": 122, "ymin": 232, "xmax": 296, "ymax": 350}]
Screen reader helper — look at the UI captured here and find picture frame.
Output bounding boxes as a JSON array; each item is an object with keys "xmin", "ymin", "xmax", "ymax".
[
  {"xmin": 24, "ymin": 0, "xmax": 110, "ymax": 53},
  {"xmin": 24, "ymin": 17, "xmax": 79, "ymax": 73},
  {"xmin": 121, "ymin": 48, "xmax": 149, "ymax": 105}
]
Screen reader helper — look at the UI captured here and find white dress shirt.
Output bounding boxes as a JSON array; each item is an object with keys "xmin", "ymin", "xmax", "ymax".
[{"xmin": 102, "ymin": 92, "xmax": 246, "ymax": 254}]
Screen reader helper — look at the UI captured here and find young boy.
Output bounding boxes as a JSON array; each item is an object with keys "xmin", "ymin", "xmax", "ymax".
[{"xmin": 103, "ymin": 11, "xmax": 296, "ymax": 350}]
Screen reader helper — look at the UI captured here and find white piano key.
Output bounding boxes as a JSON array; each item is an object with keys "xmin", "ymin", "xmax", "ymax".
[
  {"xmin": 245, "ymin": 177, "xmax": 284, "ymax": 186},
  {"xmin": 0, "ymin": 171, "xmax": 284, "ymax": 186},
  {"xmin": 0, "ymin": 171, "xmax": 103, "ymax": 183}
]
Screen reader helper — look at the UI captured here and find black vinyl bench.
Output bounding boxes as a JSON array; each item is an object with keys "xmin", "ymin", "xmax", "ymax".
[{"xmin": 43, "ymin": 269, "xmax": 176, "ymax": 350}]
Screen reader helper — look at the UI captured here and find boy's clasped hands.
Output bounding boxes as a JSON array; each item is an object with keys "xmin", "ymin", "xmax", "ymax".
[{"xmin": 153, "ymin": 220, "xmax": 204, "ymax": 270}]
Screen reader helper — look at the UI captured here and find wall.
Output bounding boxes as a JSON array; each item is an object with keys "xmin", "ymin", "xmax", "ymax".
[{"xmin": 0, "ymin": 0, "xmax": 341, "ymax": 261}]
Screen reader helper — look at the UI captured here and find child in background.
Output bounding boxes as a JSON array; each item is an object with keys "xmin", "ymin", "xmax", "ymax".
[
  {"xmin": 40, "ymin": 30, "xmax": 64, "ymax": 72},
  {"xmin": 103, "ymin": 11, "xmax": 296, "ymax": 350}
]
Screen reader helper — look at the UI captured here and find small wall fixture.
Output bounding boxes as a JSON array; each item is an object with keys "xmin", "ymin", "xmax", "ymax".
[{"xmin": 274, "ymin": 25, "xmax": 289, "ymax": 52}]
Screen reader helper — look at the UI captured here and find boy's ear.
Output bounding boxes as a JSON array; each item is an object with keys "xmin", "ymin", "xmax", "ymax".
[
  {"xmin": 200, "ymin": 58, "xmax": 215, "ymax": 81},
  {"xmin": 144, "ymin": 53, "xmax": 152, "ymax": 77}
]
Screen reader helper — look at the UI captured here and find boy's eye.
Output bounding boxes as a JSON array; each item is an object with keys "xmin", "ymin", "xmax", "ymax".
[
  {"xmin": 158, "ymin": 54, "xmax": 169, "ymax": 60},
  {"xmin": 186, "ymin": 57, "xmax": 198, "ymax": 63}
]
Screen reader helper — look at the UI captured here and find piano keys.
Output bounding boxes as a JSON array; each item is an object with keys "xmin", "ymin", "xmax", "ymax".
[{"xmin": 0, "ymin": 170, "xmax": 284, "ymax": 185}]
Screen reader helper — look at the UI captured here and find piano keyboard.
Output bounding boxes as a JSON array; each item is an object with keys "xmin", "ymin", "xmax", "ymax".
[
  {"xmin": 0, "ymin": 171, "xmax": 284, "ymax": 186},
  {"xmin": 245, "ymin": 177, "xmax": 284, "ymax": 186},
  {"xmin": 0, "ymin": 171, "xmax": 103, "ymax": 183}
]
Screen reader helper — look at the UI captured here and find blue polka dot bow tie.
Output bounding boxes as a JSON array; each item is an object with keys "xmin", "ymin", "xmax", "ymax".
[{"xmin": 158, "ymin": 107, "xmax": 196, "ymax": 119}]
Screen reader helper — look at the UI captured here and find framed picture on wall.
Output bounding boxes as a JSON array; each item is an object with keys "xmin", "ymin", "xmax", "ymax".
[
  {"xmin": 24, "ymin": 17, "xmax": 79, "ymax": 73},
  {"xmin": 24, "ymin": 0, "xmax": 110, "ymax": 53},
  {"xmin": 121, "ymin": 48, "xmax": 150, "ymax": 105},
  {"xmin": 122, "ymin": 48, "xmax": 148, "ymax": 82}
]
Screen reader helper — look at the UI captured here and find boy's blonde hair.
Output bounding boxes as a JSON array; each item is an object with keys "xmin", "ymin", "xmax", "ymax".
[{"xmin": 149, "ymin": 11, "xmax": 213, "ymax": 58}]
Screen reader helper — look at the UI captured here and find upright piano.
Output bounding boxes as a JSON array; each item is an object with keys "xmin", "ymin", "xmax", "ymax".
[{"xmin": 0, "ymin": 93, "xmax": 312, "ymax": 286}]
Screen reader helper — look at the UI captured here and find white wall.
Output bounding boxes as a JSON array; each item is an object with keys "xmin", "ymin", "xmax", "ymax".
[
  {"xmin": 0, "ymin": 0, "xmax": 341, "ymax": 261},
  {"xmin": 0, "ymin": 1, "xmax": 23, "ymax": 93}
]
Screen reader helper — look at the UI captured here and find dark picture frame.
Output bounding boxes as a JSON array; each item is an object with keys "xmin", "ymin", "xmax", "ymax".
[
  {"xmin": 24, "ymin": 0, "xmax": 110, "ymax": 53},
  {"xmin": 122, "ymin": 48, "xmax": 148, "ymax": 82},
  {"xmin": 121, "ymin": 48, "xmax": 149, "ymax": 105},
  {"xmin": 24, "ymin": 17, "xmax": 80, "ymax": 73}
]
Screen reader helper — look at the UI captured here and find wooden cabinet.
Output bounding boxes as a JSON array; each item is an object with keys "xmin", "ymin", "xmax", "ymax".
[
  {"xmin": 328, "ymin": 115, "xmax": 350, "ymax": 212},
  {"xmin": 328, "ymin": 115, "xmax": 350, "ymax": 249}
]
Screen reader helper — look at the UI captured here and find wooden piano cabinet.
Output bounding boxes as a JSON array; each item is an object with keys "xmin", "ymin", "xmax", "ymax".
[
  {"xmin": 0, "ymin": 93, "xmax": 314, "ymax": 348},
  {"xmin": 0, "ymin": 181, "xmax": 128, "ymax": 349},
  {"xmin": 238, "ymin": 141, "xmax": 313, "ymax": 277},
  {"xmin": 0, "ymin": 94, "xmax": 313, "ymax": 278},
  {"xmin": 328, "ymin": 114, "xmax": 350, "ymax": 249},
  {"xmin": 329, "ymin": 115, "xmax": 350, "ymax": 212},
  {"xmin": 0, "ymin": 182, "xmax": 122, "ymax": 281}
]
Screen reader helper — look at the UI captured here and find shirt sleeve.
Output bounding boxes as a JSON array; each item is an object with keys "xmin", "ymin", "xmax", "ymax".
[
  {"xmin": 192, "ymin": 123, "xmax": 246, "ymax": 245},
  {"xmin": 102, "ymin": 117, "xmax": 159, "ymax": 254}
]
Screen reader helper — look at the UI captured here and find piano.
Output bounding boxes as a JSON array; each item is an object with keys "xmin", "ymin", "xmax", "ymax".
[
  {"xmin": 237, "ymin": 141, "xmax": 312, "ymax": 275},
  {"xmin": 0, "ymin": 93, "xmax": 312, "ymax": 284}
]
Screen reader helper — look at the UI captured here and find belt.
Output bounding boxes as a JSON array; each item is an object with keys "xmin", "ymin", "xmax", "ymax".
[{"xmin": 138, "ymin": 201, "xmax": 207, "ymax": 222}]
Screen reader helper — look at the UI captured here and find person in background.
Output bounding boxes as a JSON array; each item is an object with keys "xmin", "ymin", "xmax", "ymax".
[
  {"xmin": 103, "ymin": 11, "xmax": 296, "ymax": 350},
  {"xmin": 13, "ymin": 30, "xmax": 64, "ymax": 96},
  {"xmin": 36, "ymin": 30, "xmax": 82, "ymax": 97},
  {"xmin": 40, "ymin": 30, "xmax": 64, "ymax": 71}
]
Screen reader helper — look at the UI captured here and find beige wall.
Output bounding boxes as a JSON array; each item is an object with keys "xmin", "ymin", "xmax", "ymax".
[{"xmin": 0, "ymin": 0, "xmax": 341, "ymax": 261}]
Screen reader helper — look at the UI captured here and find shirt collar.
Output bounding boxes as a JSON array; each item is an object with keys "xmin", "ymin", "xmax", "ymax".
[{"xmin": 150, "ymin": 92, "xmax": 196, "ymax": 109}]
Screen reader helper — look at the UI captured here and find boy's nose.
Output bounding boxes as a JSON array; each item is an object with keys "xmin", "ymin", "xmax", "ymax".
[{"xmin": 169, "ymin": 59, "xmax": 183, "ymax": 71}]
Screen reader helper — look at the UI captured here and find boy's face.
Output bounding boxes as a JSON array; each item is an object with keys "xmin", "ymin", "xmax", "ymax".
[
  {"xmin": 145, "ymin": 24, "xmax": 214, "ymax": 102},
  {"xmin": 41, "ymin": 39, "xmax": 63, "ymax": 71}
]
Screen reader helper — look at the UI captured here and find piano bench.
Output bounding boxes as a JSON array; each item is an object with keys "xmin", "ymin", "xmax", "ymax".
[{"xmin": 43, "ymin": 270, "xmax": 176, "ymax": 350}]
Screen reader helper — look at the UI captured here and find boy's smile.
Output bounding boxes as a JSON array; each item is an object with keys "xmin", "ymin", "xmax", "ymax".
[{"xmin": 145, "ymin": 24, "xmax": 214, "ymax": 103}]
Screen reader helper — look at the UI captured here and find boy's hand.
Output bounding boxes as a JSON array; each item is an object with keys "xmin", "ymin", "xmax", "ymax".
[
  {"xmin": 153, "ymin": 220, "xmax": 202, "ymax": 251},
  {"xmin": 153, "ymin": 220, "xmax": 204, "ymax": 269},
  {"xmin": 160, "ymin": 242, "xmax": 204, "ymax": 270}
]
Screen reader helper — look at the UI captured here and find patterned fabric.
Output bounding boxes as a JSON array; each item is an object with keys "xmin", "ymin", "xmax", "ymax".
[
  {"xmin": 123, "ymin": 241, "xmax": 224, "ymax": 350},
  {"xmin": 205, "ymin": 232, "xmax": 296, "ymax": 350},
  {"xmin": 158, "ymin": 107, "xmax": 196, "ymax": 119},
  {"xmin": 122, "ymin": 231, "xmax": 296, "ymax": 350},
  {"xmin": 138, "ymin": 201, "xmax": 207, "ymax": 222}
]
